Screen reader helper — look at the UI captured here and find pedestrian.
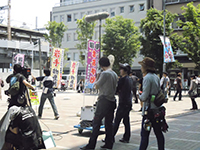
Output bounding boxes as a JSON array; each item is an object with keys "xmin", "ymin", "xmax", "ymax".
[
  {"xmin": 160, "ymin": 72, "xmax": 169, "ymax": 100},
  {"xmin": 32, "ymin": 69, "xmax": 59, "ymax": 120},
  {"xmin": 138, "ymin": 57, "xmax": 165, "ymax": 150},
  {"xmin": 0, "ymin": 77, "xmax": 3, "ymax": 100},
  {"xmin": 130, "ymin": 71, "xmax": 139, "ymax": 103},
  {"xmin": 138, "ymin": 73, "xmax": 146, "ymax": 112},
  {"xmin": 80, "ymin": 57, "xmax": 118, "ymax": 150},
  {"xmin": 112, "ymin": 63, "xmax": 132, "ymax": 143},
  {"xmin": 188, "ymin": 74, "xmax": 198, "ymax": 110},
  {"xmin": 173, "ymin": 73, "xmax": 183, "ymax": 101},
  {"xmin": 77, "ymin": 79, "xmax": 84, "ymax": 93},
  {"xmin": 5, "ymin": 64, "xmax": 35, "ymax": 108}
]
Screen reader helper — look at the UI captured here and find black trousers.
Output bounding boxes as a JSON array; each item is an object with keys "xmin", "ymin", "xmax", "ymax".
[
  {"xmin": 191, "ymin": 98, "xmax": 198, "ymax": 109},
  {"xmin": 174, "ymin": 89, "xmax": 182, "ymax": 100},
  {"xmin": 113, "ymin": 104, "xmax": 132, "ymax": 141},
  {"xmin": 132, "ymin": 88, "xmax": 138, "ymax": 103},
  {"xmin": 87, "ymin": 97, "xmax": 116, "ymax": 149}
]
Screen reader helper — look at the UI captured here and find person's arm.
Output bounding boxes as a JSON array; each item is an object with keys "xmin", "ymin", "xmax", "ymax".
[
  {"xmin": 180, "ymin": 79, "xmax": 183, "ymax": 89},
  {"xmin": 32, "ymin": 74, "xmax": 44, "ymax": 82},
  {"xmin": 95, "ymin": 73, "xmax": 107, "ymax": 89},
  {"xmin": 139, "ymin": 77, "xmax": 151, "ymax": 102},
  {"xmin": 116, "ymin": 78, "xmax": 123, "ymax": 94},
  {"xmin": 23, "ymin": 80, "xmax": 35, "ymax": 90},
  {"xmin": 189, "ymin": 80, "xmax": 193, "ymax": 91}
]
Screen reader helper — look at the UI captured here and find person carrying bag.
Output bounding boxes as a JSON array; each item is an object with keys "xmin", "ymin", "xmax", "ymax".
[
  {"xmin": 138, "ymin": 57, "xmax": 168, "ymax": 150},
  {"xmin": 188, "ymin": 74, "xmax": 198, "ymax": 110}
]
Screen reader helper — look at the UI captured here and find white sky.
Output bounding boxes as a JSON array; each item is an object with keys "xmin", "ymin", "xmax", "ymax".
[{"xmin": 0, "ymin": 0, "xmax": 60, "ymax": 29}]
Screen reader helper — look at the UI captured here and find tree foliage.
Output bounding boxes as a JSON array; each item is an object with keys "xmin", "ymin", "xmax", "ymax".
[
  {"xmin": 76, "ymin": 16, "xmax": 96, "ymax": 66},
  {"xmin": 44, "ymin": 21, "xmax": 67, "ymax": 48},
  {"xmin": 102, "ymin": 16, "xmax": 141, "ymax": 74},
  {"xmin": 140, "ymin": 8, "xmax": 177, "ymax": 75},
  {"xmin": 177, "ymin": 2, "xmax": 200, "ymax": 69}
]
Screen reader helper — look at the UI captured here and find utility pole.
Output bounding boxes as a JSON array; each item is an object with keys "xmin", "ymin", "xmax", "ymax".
[
  {"xmin": 7, "ymin": 0, "xmax": 11, "ymax": 40},
  {"xmin": 39, "ymin": 38, "xmax": 42, "ymax": 88},
  {"xmin": 163, "ymin": 0, "xmax": 166, "ymax": 72}
]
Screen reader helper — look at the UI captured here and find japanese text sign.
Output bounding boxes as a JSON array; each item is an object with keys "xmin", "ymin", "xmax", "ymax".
[
  {"xmin": 85, "ymin": 40, "xmax": 100, "ymax": 89},
  {"xmin": 68, "ymin": 61, "xmax": 79, "ymax": 89}
]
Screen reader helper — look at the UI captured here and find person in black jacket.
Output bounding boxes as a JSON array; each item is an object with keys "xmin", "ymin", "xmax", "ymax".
[
  {"xmin": 32, "ymin": 69, "xmax": 59, "ymax": 120},
  {"xmin": 112, "ymin": 63, "xmax": 133, "ymax": 143}
]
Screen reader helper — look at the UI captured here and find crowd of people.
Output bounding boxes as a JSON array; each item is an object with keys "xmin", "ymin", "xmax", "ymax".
[{"xmin": 0, "ymin": 55, "xmax": 199, "ymax": 150}]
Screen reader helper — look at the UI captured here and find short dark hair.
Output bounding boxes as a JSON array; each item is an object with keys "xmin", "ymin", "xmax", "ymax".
[
  {"xmin": 99, "ymin": 57, "xmax": 110, "ymax": 67},
  {"xmin": 13, "ymin": 64, "xmax": 22, "ymax": 73},
  {"xmin": 163, "ymin": 72, "xmax": 168, "ymax": 76},
  {"xmin": 132, "ymin": 72, "xmax": 136, "ymax": 76},
  {"xmin": 44, "ymin": 69, "xmax": 51, "ymax": 76}
]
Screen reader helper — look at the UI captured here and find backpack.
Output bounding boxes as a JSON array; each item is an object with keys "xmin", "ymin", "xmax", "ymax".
[{"xmin": 8, "ymin": 74, "xmax": 21, "ymax": 96}]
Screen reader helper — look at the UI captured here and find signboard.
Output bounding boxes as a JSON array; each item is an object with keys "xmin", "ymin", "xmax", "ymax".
[
  {"xmin": 13, "ymin": 53, "xmax": 25, "ymax": 67},
  {"xmin": 159, "ymin": 36, "xmax": 175, "ymax": 63},
  {"xmin": 68, "ymin": 61, "xmax": 79, "ymax": 89},
  {"xmin": 51, "ymin": 48, "xmax": 64, "ymax": 88},
  {"xmin": 29, "ymin": 89, "xmax": 39, "ymax": 106},
  {"xmin": 85, "ymin": 40, "xmax": 100, "ymax": 89}
]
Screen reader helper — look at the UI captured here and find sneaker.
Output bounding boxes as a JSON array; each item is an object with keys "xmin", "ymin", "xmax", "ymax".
[
  {"xmin": 55, "ymin": 115, "xmax": 60, "ymax": 120},
  {"xmin": 80, "ymin": 145, "xmax": 94, "ymax": 150},
  {"xmin": 100, "ymin": 145, "xmax": 112, "ymax": 150},
  {"xmin": 119, "ymin": 138, "xmax": 129, "ymax": 143}
]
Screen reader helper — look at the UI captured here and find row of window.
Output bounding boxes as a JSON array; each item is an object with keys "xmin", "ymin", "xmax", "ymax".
[
  {"xmin": 66, "ymin": 52, "xmax": 79, "ymax": 61},
  {"xmin": 53, "ymin": 4, "xmax": 145, "ymax": 23}
]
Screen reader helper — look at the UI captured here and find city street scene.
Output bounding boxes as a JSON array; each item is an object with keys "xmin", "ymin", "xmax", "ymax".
[{"xmin": 0, "ymin": 0, "xmax": 200, "ymax": 150}]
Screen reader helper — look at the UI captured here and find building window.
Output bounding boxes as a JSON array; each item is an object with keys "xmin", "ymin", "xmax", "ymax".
[
  {"xmin": 95, "ymin": 31, "xmax": 98, "ymax": 40},
  {"xmin": 81, "ymin": 12, "xmax": 85, "ymax": 18},
  {"xmin": 67, "ymin": 53, "xmax": 71, "ymax": 61},
  {"xmin": 140, "ymin": 4, "xmax": 145, "ymax": 11},
  {"xmin": 172, "ymin": 15, "xmax": 186, "ymax": 30},
  {"xmin": 87, "ymin": 11, "xmax": 92, "ymax": 15},
  {"xmin": 130, "ymin": 5, "xmax": 134, "ymax": 13},
  {"xmin": 102, "ymin": 9, "xmax": 107, "ymax": 12},
  {"xmin": 110, "ymin": 8, "xmax": 115, "ymax": 17},
  {"xmin": 74, "ymin": 13, "xmax": 78, "ymax": 21},
  {"xmin": 67, "ymin": 14, "xmax": 71, "ymax": 22},
  {"xmin": 67, "ymin": 33, "xmax": 72, "ymax": 41},
  {"xmin": 74, "ymin": 33, "xmax": 78, "ymax": 41},
  {"xmin": 60, "ymin": 15, "xmax": 64, "ymax": 22},
  {"xmin": 73, "ymin": 53, "xmax": 79, "ymax": 61},
  {"xmin": 120, "ymin": 7, "xmax": 124, "ymax": 13},
  {"xmin": 53, "ymin": 16, "xmax": 58, "ymax": 22},
  {"xmin": 95, "ymin": 10, "xmax": 99, "ymax": 13}
]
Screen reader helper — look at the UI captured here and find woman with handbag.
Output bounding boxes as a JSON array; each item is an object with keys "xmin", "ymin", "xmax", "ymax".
[
  {"xmin": 188, "ymin": 74, "xmax": 198, "ymax": 110},
  {"xmin": 138, "ymin": 57, "xmax": 165, "ymax": 150}
]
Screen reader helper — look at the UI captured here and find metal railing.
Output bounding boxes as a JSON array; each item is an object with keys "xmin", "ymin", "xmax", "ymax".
[{"xmin": 165, "ymin": 0, "xmax": 197, "ymax": 4}]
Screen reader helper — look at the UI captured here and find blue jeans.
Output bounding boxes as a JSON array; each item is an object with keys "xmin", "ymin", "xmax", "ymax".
[
  {"xmin": 38, "ymin": 92, "xmax": 59, "ymax": 117},
  {"xmin": 139, "ymin": 116, "xmax": 165, "ymax": 150},
  {"xmin": 113, "ymin": 104, "xmax": 132, "ymax": 141}
]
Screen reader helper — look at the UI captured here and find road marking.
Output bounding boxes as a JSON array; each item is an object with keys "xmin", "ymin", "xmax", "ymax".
[
  {"xmin": 186, "ymin": 131, "xmax": 200, "ymax": 134},
  {"xmin": 171, "ymin": 138, "xmax": 200, "ymax": 143}
]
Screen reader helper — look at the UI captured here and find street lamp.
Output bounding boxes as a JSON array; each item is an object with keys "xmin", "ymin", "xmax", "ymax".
[
  {"xmin": 163, "ymin": 0, "xmax": 166, "ymax": 72},
  {"xmin": 85, "ymin": 12, "xmax": 109, "ymax": 58}
]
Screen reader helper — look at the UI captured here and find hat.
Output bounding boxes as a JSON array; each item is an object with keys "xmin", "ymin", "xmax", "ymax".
[
  {"xmin": 119, "ymin": 63, "xmax": 131, "ymax": 74},
  {"xmin": 138, "ymin": 57, "xmax": 155, "ymax": 72}
]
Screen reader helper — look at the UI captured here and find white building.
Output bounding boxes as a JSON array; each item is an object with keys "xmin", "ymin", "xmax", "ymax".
[{"xmin": 52, "ymin": 0, "xmax": 147, "ymax": 74}]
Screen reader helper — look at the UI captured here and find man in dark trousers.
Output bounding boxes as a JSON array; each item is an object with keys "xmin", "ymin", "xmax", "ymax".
[
  {"xmin": 113, "ymin": 63, "xmax": 133, "ymax": 143},
  {"xmin": 174, "ymin": 73, "xmax": 183, "ymax": 101},
  {"xmin": 81, "ymin": 57, "xmax": 118, "ymax": 150},
  {"xmin": 130, "ymin": 71, "xmax": 139, "ymax": 103},
  {"xmin": 32, "ymin": 69, "xmax": 59, "ymax": 120}
]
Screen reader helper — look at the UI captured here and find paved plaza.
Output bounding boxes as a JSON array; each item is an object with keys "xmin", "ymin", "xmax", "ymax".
[{"xmin": 0, "ymin": 90, "xmax": 200, "ymax": 150}]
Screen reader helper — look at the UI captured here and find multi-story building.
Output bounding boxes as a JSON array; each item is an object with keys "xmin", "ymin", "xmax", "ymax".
[
  {"xmin": 0, "ymin": 24, "xmax": 49, "ymax": 72},
  {"xmin": 52, "ymin": 0, "xmax": 147, "ymax": 74}
]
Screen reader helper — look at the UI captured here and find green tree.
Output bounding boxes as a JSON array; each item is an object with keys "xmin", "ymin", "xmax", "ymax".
[
  {"xmin": 140, "ymin": 8, "xmax": 177, "ymax": 75},
  {"xmin": 76, "ymin": 16, "xmax": 96, "ymax": 66},
  {"xmin": 102, "ymin": 16, "xmax": 141, "ymax": 73},
  {"xmin": 44, "ymin": 21, "xmax": 67, "ymax": 48},
  {"xmin": 177, "ymin": 2, "xmax": 200, "ymax": 69}
]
